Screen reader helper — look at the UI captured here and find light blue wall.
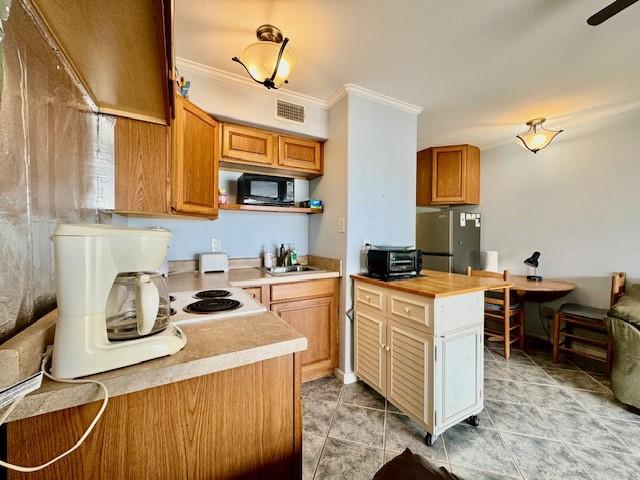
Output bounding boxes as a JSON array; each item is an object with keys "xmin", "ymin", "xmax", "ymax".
[
  {"xmin": 127, "ymin": 171, "xmax": 310, "ymax": 260},
  {"xmin": 309, "ymin": 93, "xmax": 418, "ymax": 376}
]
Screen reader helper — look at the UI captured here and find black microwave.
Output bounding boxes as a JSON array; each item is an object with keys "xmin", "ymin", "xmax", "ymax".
[{"xmin": 237, "ymin": 173, "xmax": 295, "ymax": 206}]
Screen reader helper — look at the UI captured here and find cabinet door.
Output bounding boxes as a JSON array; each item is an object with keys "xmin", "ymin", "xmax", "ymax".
[
  {"xmin": 436, "ymin": 325, "xmax": 483, "ymax": 430},
  {"xmin": 354, "ymin": 309, "xmax": 386, "ymax": 396},
  {"xmin": 222, "ymin": 123, "xmax": 275, "ymax": 166},
  {"xmin": 431, "ymin": 146, "xmax": 466, "ymax": 203},
  {"xmin": 387, "ymin": 320, "xmax": 433, "ymax": 430},
  {"xmin": 172, "ymin": 95, "xmax": 219, "ymax": 217},
  {"xmin": 277, "ymin": 136, "xmax": 322, "ymax": 174},
  {"xmin": 271, "ymin": 296, "xmax": 337, "ymax": 380},
  {"xmin": 115, "ymin": 118, "xmax": 170, "ymax": 215}
]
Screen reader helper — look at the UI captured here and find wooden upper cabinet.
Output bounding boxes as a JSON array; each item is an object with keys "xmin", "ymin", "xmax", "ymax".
[
  {"xmin": 221, "ymin": 124, "xmax": 275, "ymax": 166},
  {"xmin": 417, "ymin": 145, "xmax": 480, "ymax": 206},
  {"xmin": 115, "ymin": 119, "xmax": 170, "ymax": 215},
  {"xmin": 220, "ymin": 123, "xmax": 324, "ymax": 178},
  {"xmin": 171, "ymin": 95, "xmax": 219, "ymax": 217},
  {"xmin": 32, "ymin": 0, "xmax": 172, "ymax": 124},
  {"xmin": 277, "ymin": 136, "xmax": 322, "ymax": 173}
]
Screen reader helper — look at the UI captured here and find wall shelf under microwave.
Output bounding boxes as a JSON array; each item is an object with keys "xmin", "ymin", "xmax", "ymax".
[{"xmin": 219, "ymin": 204, "xmax": 323, "ymax": 215}]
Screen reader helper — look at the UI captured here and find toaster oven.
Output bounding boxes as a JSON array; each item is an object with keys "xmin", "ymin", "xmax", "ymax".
[{"xmin": 365, "ymin": 247, "xmax": 422, "ymax": 280}]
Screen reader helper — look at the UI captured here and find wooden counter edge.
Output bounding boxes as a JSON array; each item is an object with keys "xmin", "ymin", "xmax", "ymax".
[{"xmin": 350, "ymin": 273, "xmax": 515, "ymax": 298}]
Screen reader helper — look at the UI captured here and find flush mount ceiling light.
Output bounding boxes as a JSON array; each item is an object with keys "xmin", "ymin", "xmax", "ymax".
[
  {"xmin": 516, "ymin": 118, "xmax": 563, "ymax": 154},
  {"xmin": 232, "ymin": 24, "xmax": 296, "ymax": 90}
]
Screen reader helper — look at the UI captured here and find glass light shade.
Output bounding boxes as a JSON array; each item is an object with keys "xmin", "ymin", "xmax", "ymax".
[
  {"xmin": 238, "ymin": 41, "xmax": 296, "ymax": 88},
  {"xmin": 517, "ymin": 119, "xmax": 563, "ymax": 153}
]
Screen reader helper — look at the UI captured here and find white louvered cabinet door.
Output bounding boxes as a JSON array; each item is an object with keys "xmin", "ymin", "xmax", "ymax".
[
  {"xmin": 387, "ymin": 320, "xmax": 434, "ymax": 431},
  {"xmin": 354, "ymin": 309, "xmax": 386, "ymax": 396}
]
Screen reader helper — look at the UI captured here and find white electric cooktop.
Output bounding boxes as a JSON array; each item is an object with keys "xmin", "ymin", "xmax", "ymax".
[{"xmin": 170, "ymin": 287, "xmax": 266, "ymax": 326}]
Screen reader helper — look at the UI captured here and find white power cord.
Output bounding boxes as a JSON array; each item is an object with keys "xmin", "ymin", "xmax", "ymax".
[{"xmin": 0, "ymin": 350, "xmax": 109, "ymax": 472}]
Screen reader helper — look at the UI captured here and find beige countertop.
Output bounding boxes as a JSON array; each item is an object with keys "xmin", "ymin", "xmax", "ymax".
[
  {"xmin": 1, "ymin": 257, "xmax": 341, "ymax": 422},
  {"xmin": 2, "ymin": 310, "xmax": 306, "ymax": 423},
  {"xmin": 169, "ymin": 266, "xmax": 341, "ymax": 291},
  {"xmin": 352, "ymin": 270, "xmax": 513, "ymax": 298}
]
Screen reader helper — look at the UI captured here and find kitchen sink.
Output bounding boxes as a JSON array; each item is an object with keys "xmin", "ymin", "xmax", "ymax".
[{"xmin": 259, "ymin": 265, "xmax": 326, "ymax": 276}]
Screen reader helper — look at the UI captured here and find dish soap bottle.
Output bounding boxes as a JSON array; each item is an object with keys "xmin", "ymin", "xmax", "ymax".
[{"xmin": 290, "ymin": 244, "xmax": 298, "ymax": 265}]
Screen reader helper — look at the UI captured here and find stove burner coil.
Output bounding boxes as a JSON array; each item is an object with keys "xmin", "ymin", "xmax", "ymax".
[
  {"xmin": 193, "ymin": 290, "xmax": 232, "ymax": 299},
  {"xmin": 183, "ymin": 298, "xmax": 241, "ymax": 314}
]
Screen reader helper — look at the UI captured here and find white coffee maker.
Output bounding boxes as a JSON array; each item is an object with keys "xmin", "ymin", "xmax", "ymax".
[{"xmin": 51, "ymin": 224, "xmax": 186, "ymax": 379}]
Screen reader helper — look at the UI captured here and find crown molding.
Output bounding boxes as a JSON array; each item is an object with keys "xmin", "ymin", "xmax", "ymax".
[
  {"xmin": 176, "ymin": 57, "xmax": 329, "ymax": 109},
  {"xmin": 327, "ymin": 83, "xmax": 423, "ymax": 114},
  {"xmin": 177, "ymin": 58, "xmax": 424, "ymax": 115}
]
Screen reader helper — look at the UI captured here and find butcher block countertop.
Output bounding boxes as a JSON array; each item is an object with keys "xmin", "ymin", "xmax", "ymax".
[
  {"xmin": 352, "ymin": 270, "xmax": 513, "ymax": 298},
  {"xmin": 0, "ymin": 310, "xmax": 306, "ymax": 423}
]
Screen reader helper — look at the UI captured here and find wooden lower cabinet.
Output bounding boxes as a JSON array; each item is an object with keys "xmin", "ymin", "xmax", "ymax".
[
  {"xmin": 353, "ymin": 280, "xmax": 484, "ymax": 443},
  {"xmin": 271, "ymin": 295, "xmax": 337, "ymax": 381},
  {"xmin": 244, "ymin": 278, "xmax": 339, "ymax": 382},
  {"xmin": 5, "ymin": 355, "xmax": 302, "ymax": 480}
]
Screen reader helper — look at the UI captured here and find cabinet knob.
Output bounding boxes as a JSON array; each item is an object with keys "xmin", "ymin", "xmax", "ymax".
[
  {"xmin": 404, "ymin": 307, "xmax": 411, "ymax": 313},
  {"xmin": 385, "ymin": 346, "xmax": 390, "ymax": 352},
  {"xmin": 380, "ymin": 343, "xmax": 385, "ymax": 349},
  {"xmin": 365, "ymin": 295, "xmax": 371, "ymax": 301}
]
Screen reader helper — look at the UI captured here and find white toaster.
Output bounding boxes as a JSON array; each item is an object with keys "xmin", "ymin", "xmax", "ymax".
[{"xmin": 199, "ymin": 252, "xmax": 229, "ymax": 273}]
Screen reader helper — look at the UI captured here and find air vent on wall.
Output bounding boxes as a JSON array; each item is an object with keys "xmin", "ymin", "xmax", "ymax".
[{"xmin": 275, "ymin": 99, "xmax": 305, "ymax": 124}]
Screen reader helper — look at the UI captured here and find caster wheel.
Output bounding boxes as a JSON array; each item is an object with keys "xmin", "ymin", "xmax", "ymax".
[
  {"xmin": 467, "ymin": 415, "xmax": 480, "ymax": 427},
  {"xmin": 424, "ymin": 433, "xmax": 437, "ymax": 447}
]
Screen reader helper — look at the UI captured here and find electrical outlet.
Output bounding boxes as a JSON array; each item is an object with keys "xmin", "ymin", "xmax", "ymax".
[
  {"xmin": 211, "ymin": 238, "xmax": 221, "ymax": 252},
  {"xmin": 338, "ymin": 217, "xmax": 346, "ymax": 234}
]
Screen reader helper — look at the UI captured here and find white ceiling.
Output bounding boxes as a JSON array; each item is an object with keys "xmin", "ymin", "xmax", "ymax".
[{"xmin": 175, "ymin": 0, "xmax": 640, "ymax": 150}]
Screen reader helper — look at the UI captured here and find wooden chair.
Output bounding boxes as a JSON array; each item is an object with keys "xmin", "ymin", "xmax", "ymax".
[
  {"xmin": 467, "ymin": 267, "xmax": 525, "ymax": 360},
  {"xmin": 552, "ymin": 272, "xmax": 626, "ymax": 375}
]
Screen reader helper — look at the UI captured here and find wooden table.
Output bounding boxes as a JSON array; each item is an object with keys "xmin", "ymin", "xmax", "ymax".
[
  {"xmin": 486, "ymin": 276, "xmax": 577, "ymax": 346},
  {"xmin": 511, "ymin": 276, "xmax": 576, "ymax": 302}
]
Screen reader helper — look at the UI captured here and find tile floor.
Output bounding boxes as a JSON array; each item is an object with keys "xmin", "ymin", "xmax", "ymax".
[{"xmin": 302, "ymin": 344, "xmax": 640, "ymax": 480}]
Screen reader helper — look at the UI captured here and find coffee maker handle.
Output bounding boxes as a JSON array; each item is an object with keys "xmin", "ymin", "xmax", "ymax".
[{"xmin": 135, "ymin": 274, "xmax": 159, "ymax": 336}]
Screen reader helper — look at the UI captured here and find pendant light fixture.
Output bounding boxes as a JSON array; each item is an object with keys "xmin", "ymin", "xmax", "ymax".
[
  {"xmin": 232, "ymin": 25, "xmax": 296, "ymax": 90},
  {"xmin": 516, "ymin": 118, "xmax": 563, "ymax": 153}
]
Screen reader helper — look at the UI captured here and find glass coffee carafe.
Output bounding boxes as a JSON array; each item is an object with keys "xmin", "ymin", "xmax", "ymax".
[{"xmin": 106, "ymin": 272, "xmax": 171, "ymax": 341}]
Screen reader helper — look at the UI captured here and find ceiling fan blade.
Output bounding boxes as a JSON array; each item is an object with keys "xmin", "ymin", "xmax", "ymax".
[{"xmin": 587, "ymin": 0, "xmax": 639, "ymax": 25}]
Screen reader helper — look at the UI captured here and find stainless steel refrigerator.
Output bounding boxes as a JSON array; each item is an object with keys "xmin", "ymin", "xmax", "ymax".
[{"xmin": 416, "ymin": 211, "xmax": 481, "ymax": 274}]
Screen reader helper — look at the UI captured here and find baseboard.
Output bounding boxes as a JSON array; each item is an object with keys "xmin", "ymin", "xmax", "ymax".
[{"xmin": 333, "ymin": 367, "xmax": 358, "ymax": 384}]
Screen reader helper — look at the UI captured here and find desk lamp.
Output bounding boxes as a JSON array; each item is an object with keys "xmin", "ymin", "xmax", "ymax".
[{"xmin": 524, "ymin": 251, "xmax": 542, "ymax": 281}]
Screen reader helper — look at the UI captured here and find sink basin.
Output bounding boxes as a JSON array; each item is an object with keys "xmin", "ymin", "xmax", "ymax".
[{"xmin": 259, "ymin": 265, "xmax": 326, "ymax": 276}]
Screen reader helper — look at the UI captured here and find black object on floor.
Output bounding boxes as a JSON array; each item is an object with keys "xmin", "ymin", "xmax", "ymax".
[{"xmin": 373, "ymin": 448, "xmax": 461, "ymax": 480}]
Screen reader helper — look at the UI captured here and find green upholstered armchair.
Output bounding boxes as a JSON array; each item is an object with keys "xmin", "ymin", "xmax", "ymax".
[{"xmin": 607, "ymin": 284, "xmax": 640, "ymax": 409}]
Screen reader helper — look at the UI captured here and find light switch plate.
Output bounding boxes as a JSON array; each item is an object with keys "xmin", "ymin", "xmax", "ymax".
[
  {"xmin": 338, "ymin": 217, "xmax": 346, "ymax": 234},
  {"xmin": 211, "ymin": 238, "xmax": 221, "ymax": 252}
]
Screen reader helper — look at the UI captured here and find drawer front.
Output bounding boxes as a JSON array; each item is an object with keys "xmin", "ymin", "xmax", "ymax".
[
  {"xmin": 271, "ymin": 278, "xmax": 335, "ymax": 302},
  {"xmin": 389, "ymin": 292, "xmax": 432, "ymax": 332},
  {"xmin": 354, "ymin": 283, "xmax": 387, "ymax": 313}
]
